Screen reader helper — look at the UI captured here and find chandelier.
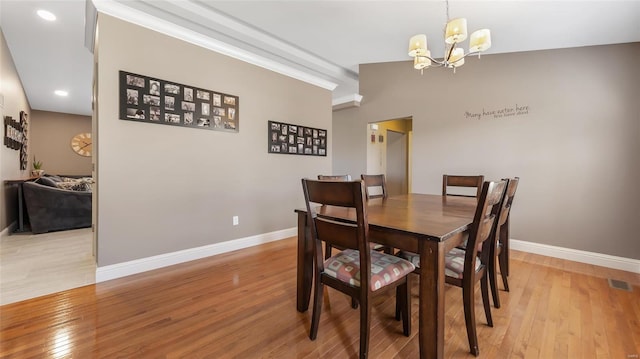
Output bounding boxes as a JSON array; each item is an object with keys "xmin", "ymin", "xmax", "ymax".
[{"xmin": 408, "ymin": 0, "xmax": 491, "ymax": 73}]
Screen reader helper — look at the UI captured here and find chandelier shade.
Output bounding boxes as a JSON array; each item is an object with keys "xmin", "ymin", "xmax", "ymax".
[
  {"xmin": 445, "ymin": 18, "xmax": 467, "ymax": 44},
  {"xmin": 469, "ymin": 29, "xmax": 491, "ymax": 52},
  {"xmin": 407, "ymin": 0, "xmax": 491, "ymax": 73}
]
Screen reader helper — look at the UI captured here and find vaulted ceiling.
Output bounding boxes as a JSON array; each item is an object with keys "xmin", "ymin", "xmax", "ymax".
[{"xmin": 2, "ymin": 0, "xmax": 640, "ymax": 116}]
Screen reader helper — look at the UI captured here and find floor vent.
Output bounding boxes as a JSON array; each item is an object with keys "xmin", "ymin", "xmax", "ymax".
[{"xmin": 608, "ymin": 278, "xmax": 632, "ymax": 292}]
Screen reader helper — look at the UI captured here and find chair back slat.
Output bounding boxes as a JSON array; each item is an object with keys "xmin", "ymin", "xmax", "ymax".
[
  {"xmin": 443, "ymin": 174, "xmax": 484, "ymax": 198},
  {"xmin": 318, "ymin": 174, "xmax": 352, "ymax": 181},
  {"xmin": 464, "ymin": 180, "xmax": 507, "ymax": 276},
  {"xmin": 361, "ymin": 174, "xmax": 387, "ymax": 200},
  {"xmin": 315, "ymin": 217, "xmax": 360, "ymax": 250},
  {"xmin": 498, "ymin": 177, "xmax": 519, "ymax": 227}
]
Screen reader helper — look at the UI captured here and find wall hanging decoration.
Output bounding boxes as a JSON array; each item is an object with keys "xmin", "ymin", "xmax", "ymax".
[
  {"xmin": 268, "ymin": 121, "xmax": 326, "ymax": 156},
  {"xmin": 119, "ymin": 71, "xmax": 239, "ymax": 133},
  {"xmin": 4, "ymin": 116, "xmax": 22, "ymax": 150},
  {"xmin": 19, "ymin": 111, "xmax": 28, "ymax": 170},
  {"xmin": 4, "ymin": 113, "xmax": 29, "ymax": 170}
]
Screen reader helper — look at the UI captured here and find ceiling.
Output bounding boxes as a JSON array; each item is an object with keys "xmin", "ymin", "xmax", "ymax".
[{"xmin": 2, "ymin": 0, "xmax": 640, "ymax": 117}]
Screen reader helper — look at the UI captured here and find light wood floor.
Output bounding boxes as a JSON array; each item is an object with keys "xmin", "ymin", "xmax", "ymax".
[
  {"xmin": 0, "ymin": 228, "xmax": 95, "ymax": 305},
  {"xmin": 0, "ymin": 237, "xmax": 638, "ymax": 358}
]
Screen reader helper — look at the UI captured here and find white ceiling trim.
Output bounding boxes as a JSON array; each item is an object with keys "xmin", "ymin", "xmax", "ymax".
[
  {"xmin": 332, "ymin": 93, "xmax": 363, "ymax": 111},
  {"xmin": 166, "ymin": 1, "xmax": 355, "ymax": 82},
  {"xmin": 91, "ymin": 0, "xmax": 338, "ymax": 92}
]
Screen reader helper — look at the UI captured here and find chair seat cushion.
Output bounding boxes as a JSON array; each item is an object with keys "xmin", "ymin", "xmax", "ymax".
[
  {"xmin": 396, "ymin": 248, "xmax": 481, "ymax": 279},
  {"xmin": 324, "ymin": 249, "xmax": 415, "ymax": 291},
  {"xmin": 370, "ymin": 242, "xmax": 384, "ymax": 250}
]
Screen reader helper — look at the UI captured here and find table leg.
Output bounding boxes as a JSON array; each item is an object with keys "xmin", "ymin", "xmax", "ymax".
[
  {"xmin": 418, "ymin": 239, "xmax": 446, "ymax": 359},
  {"xmin": 296, "ymin": 211, "xmax": 313, "ymax": 312}
]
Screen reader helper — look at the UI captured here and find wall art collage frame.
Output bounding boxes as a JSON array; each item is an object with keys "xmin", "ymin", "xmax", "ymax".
[
  {"xmin": 119, "ymin": 71, "xmax": 239, "ymax": 132},
  {"xmin": 268, "ymin": 120, "xmax": 327, "ymax": 156}
]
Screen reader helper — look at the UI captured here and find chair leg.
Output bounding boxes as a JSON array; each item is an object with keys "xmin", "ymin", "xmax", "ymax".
[
  {"xmin": 309, "ymin": 279, "xmax": 324, "ymax": 340},
  {"xmin": 359, "ymin": 297, "xmax": 371, "ymax": 359},
  {"xmin": 401, "ymin": 277, "xmax": 411, "ymax": 336},
  {"xmin": 489, "ymin": 254, "xmax": 501, "ymax": 308},
  {"xmin": 352, "ymin": 297, "xmax": 359, "ymax": 309},
  {"xmin": 481, "ymin": 275, "xmax": 493, "ymax": 328},
  {"xmin": 395, "ymin": 286, "xmax": 401, "ymax": 321},
  {"xmin": 462, "ymin": 283, "xmax": 480, "ymax": 356},
  {"xmin": 498, "ymin": 249, "xmax": 510, "ymax": 292},
  {"xmin": 324, "ymin": 243, "xmax": 332, "ymax": 260}
]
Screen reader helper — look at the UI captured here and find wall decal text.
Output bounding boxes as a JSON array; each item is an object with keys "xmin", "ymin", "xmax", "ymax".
[{"xmin": 464, "ymin": 104, "xmax": 530, "ymax": 120}]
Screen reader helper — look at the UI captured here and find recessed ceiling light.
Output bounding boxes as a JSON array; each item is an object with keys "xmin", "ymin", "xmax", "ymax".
[
  {"xmin": 54, "ymin": 90, "xmax": 68, "ymax": 97},
  {"xmin": 37, "ymin": 9, "xmax": 56, "ymax": 21}
]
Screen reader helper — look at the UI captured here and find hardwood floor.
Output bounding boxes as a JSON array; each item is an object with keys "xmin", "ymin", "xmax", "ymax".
[
  {"xmin": 0, "ymin": 228, "xmax": 95, "ymax": 305},
  {"xmin": 0, "ymin": 237, "xmax": 638, "ymax": 358}
]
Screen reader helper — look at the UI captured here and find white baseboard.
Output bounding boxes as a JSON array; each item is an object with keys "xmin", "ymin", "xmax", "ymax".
[
  {"xmin": 96, "ymin": 227, "xmax": 296, "ymax": 282},
  {"xmin": 511, "ymin": 239, "xmax": 640, "ymax": 274}
]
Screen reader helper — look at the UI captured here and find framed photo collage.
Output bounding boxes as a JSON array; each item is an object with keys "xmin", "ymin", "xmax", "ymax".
[
  {"xmin": 119, "ymin": 71, "xmax": 239, "ymax": 132},
  {"xmin": 268, "ymin": 121, "xmax": 326, "ymax": 156}
]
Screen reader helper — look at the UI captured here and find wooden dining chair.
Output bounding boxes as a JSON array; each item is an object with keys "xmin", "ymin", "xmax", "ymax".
[
  {"xmin": 489, "ymin": 177, "xmax": 520, "ymax": 308},
  {"xmin": 318, "ymin": 174, "xmax": 352, "ymax": 259},
  {"xmin": 361, "ymin": 174, "xmax": 393, "ymax": 256},
  {"xmin": 318, "ymin": 174, "xmax": 352, "ymax": 181},
  {"xmin": 360, "ymin": 174, "xmax": 387, "ymax": 200},
  {"xmin": 301, "ymin": 179, "xmax": 415, "ymax": 359},
  {"xmin": 397, "ymin": 180, "xmax": 507, "ymax": 356},
  {"xmin": 442, "ymin": 174, "xmax": 485, "ymax": 198}
]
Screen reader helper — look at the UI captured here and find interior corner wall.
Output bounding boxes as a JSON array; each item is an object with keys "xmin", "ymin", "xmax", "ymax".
[
  {"xmin": 95, "ymin": 14, "xmax": 332, "ymax": 266},
  {"xmin": 0, "ymin": 29, "xmax": 31, "ymax": 231},
  {"xmin": 333, "ymin": 43, "xmax": 640, "ymax": 259},
  {"xmin": 30, "ymin": 110, "xmax": 92, "ymax": 176}
]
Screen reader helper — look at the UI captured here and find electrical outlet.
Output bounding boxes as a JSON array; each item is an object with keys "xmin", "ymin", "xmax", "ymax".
[{"xmin": 233, "ymin": 216, "xmax": 239, "ymax": 226}]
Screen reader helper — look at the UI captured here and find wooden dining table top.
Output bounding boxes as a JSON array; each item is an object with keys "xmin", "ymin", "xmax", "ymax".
[{"xmin": 299, "ymin": 193, "xmax": 477, "ymax": 242}]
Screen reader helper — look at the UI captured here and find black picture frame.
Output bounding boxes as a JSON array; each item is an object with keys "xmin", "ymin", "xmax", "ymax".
[
  {"xmin": 268, "ymin": 121, "xmax": 326, "ymax": 156},
  {"xmin": 118, "ymin": 71, "xmax": 239, "ymax": 133}
]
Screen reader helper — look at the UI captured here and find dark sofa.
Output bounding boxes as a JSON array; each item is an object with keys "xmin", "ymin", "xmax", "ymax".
[{"xmin": 23, "ymin": 180, "xmax": 92, "ymax": 234}]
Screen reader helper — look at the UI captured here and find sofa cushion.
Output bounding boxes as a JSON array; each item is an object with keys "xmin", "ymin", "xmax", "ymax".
[
  {"xmin": 35, "ymin": 176, "xmax": 58, "ymax": 188},
  {"xmin": 44, "ymin": 175, "xmax": 63, "ymax": 182},
  {"xmin": 56, "ymin": 181, "xmax": 92, "ymax": 192}
]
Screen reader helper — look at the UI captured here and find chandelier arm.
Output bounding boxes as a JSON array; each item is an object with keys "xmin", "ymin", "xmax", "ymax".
[
  {"xmin": 444, "ymin": 44, "xmax": 456, "ymax": 62},
  {"xmin": 451, "ymin": 50, "xmax": 483, "ymax": 63},
  {"xmin": 422, "ymin": 55, "xmax": 446, "ymax": 67}
]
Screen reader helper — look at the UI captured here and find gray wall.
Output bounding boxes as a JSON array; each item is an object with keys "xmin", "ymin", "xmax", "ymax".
[
  {"xmin": 30, "ymin": 110, "xmax": 92, "ymax": 176},
  {"xmin": 333, "ymin": 43, "xmax": 640, "ymax": 259},
  {"xmin": 96, "ymin": 15, "xmax": 331, "ymax": 266}
]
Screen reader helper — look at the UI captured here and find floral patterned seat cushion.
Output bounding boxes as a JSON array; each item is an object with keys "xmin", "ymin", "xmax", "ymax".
[
  {"xmin": 324, "ymin": 249, "xmax": 415, "ymax": 291},
  {"xmin": 370, "ymin": 242, "xmax": 384, "ymax": 250},
  {"xmin": 396, "ymin": 248, "xmax": 480, "ymax": 279}
]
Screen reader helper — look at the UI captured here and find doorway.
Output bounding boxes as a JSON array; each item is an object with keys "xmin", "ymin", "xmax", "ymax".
[{"xmin": 365, "ymin": 117, "xmax": 412, "ymax": 195}]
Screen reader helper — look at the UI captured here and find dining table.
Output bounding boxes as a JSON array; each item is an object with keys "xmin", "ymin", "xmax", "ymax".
[{"xmin": 295, "ymin": 193, "xmax": 478, "ymax": 359}]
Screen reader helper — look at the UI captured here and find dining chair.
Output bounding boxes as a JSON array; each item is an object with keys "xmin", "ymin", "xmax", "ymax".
[
  {"xmin": 318, "ymin": 175, "xmax": 353, "ymax": 260},
  {"xmin": 319, "ymin": 174, "xmax": 388, "ymax": 258},
  {"xmin": 317, "ymin": 174, "xmax": 352, "ymax": 181},
  {"xmin": 360, "ymin": 174, "xmax": 387, "ymax": 200},
  {"xmin": 442, "ymin": 174, "xmax": 485, "ymax": 198},
  {"xmin": 489, "ymin": 177, "xmax": 519, "ymax": 308},
  {"xmin": 301, "ymin": 179, "xmax": 415, "ymax": 359},
  {"xmin": 396, "ymin": 180, "xmax": 507, "ymax": 356}
]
